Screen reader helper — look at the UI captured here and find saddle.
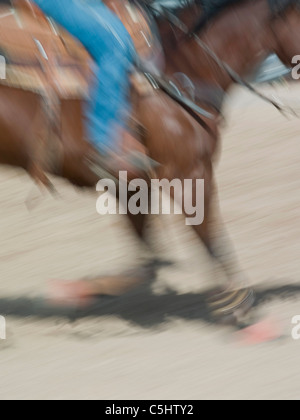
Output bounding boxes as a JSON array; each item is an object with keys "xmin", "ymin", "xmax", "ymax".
[{"xmin": 0, "ymin": 0, "xmax": 159, "ymax": 98}]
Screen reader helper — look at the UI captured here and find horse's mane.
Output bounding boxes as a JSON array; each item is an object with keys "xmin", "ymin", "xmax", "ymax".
[
  {"xmin": 145, "ymin": 0, "xmax": 300, "ymax": 33},
  {"xmin": 199, "ymin": 0, "xmax": 298, "ymax": 16},
  {"xmin": 193, "ymin": 0, "xmax": 300, "ymax": 34}
]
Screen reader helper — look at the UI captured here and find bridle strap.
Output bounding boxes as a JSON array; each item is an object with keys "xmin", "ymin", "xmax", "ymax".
[{"xmin": 157, "ymin": 2, "xmax": 296, "ymax": 117}]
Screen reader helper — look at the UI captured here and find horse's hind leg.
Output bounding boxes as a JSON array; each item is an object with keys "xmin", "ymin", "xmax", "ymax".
[
  {"xmin": 28, "ymin": 163, "xmax": 57, "ymax": 194},
  {"xmin": 25, "ymin": 161, "xmax": 59, "ymax": 210},
  {"xmin": 48, "ymin": 205, "xmax": 154, "ymax": 306}
]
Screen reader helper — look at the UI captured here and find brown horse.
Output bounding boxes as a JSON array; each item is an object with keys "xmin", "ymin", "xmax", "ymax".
[{"xmin": 0, "ymin": 0, "xmax": 298, "ymax": 320}]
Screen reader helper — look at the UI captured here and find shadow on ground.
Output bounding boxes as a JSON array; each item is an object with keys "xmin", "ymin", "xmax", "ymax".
[{"xmin": 0, "ymin": 278, "xmax": 299, "ymax": 329}]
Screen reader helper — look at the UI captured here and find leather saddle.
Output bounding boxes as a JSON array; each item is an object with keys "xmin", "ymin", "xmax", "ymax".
[{"xmin": 0, "ymin": 0, "xmax": 160, "ymax": 99}]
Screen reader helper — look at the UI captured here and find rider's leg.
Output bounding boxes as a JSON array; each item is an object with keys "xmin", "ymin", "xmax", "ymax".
[{"xmin": 33, "ymin": 0, "xmax": 139, "ymax": 159}]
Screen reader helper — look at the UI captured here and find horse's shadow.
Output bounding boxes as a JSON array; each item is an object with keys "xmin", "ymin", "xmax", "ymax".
[{"xmin": 0, "ymin": 276, "xmax": 300, "ymax": 330}]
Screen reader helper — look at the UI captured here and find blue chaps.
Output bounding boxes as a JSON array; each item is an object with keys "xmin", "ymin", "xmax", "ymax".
[{"xmin": 34, "ymin": 0, "xmax": 135, "ymax": 153}]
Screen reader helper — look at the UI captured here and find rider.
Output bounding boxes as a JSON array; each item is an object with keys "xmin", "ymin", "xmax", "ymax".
[{"xmin": 17, "ymin": 0, "xmax": 148, "ymax": 178}]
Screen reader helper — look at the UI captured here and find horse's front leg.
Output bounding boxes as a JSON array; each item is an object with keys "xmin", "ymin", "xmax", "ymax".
[
  {"xmin": 184, "ymin": 168, "xmax": 254, "ymax": 323},
  {"xmin": 201, "ymin": 183, "xmax": 248, "ymax": 287}
]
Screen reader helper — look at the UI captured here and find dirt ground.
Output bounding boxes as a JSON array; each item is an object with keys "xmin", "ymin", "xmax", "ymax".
[{"xmin": 0, "ymin": 83, "xmax": 300, "ymax": 400}]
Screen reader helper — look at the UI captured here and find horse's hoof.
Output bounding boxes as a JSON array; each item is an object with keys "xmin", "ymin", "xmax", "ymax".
[
  {"xmin": 206, "ymin": 287, "xmax": 255, "ymax": 325},
  {"xmin": 234, "ymin": 317, "xmax": 283, "ymax": 345},
  {"xmin": 46, "ymin": 280, "xmax": 96, "ymax": 308}
]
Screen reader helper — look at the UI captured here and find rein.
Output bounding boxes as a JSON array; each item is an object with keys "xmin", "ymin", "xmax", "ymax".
[{"xmin": 157, "ymin": 4, "xmax": 297, "ymax": 118}]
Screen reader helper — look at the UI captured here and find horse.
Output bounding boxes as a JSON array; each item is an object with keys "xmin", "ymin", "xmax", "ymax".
[{"xmin": 0, "ymin": 0, "xmax": 298, "ymax": 322}]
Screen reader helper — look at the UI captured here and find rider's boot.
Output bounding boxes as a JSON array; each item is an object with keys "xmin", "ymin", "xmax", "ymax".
[{"xmin": 87, "ymin": 126, "xmax": 158, "ymax": 183}]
